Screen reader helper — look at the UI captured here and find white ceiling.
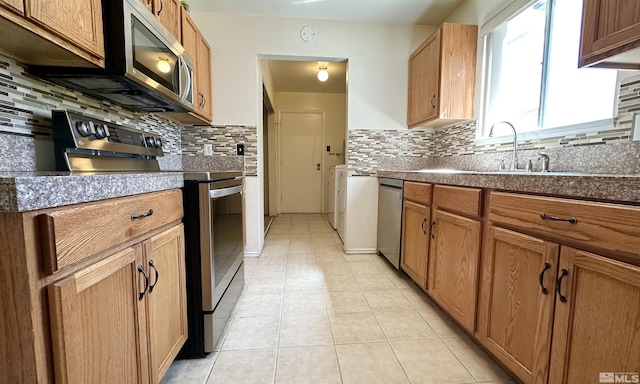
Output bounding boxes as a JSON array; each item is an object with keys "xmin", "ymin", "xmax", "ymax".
[
  {"xmin": 268, "ymin": 60, "xmax": 347, "ymax": 94},
  {"xmin": 189, "ymin": 0, "xmax": 465, "ymax": 26}
]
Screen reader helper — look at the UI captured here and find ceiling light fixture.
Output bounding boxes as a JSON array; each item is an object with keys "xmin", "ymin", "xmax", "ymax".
[
  {"xmin": 157, "ymin": 57, "xmax": 171, "ymax": 74},
  {"xmin": 317, "ymin": 66, "xmax": 329, "ymax": 82}
]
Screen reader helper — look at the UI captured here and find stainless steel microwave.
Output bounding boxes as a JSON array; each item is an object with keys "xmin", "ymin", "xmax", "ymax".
[{"xmin": 29, "ymin": 0, "xmax": 194, "ymax": 113}]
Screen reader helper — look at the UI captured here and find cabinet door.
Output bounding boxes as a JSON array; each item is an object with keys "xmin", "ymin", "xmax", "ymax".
[
  {"xmin": 155, "ymin": 0, "xmax": 180, "ymax": 40},
  {"xmin": 400, "ymin": 200, "xmax": 430, "ymax": 289},
  {"xmin": 407, "ymin": 29, "xmax": 440, "ymax": 127},
  {"xmin": 0, "ymin": 0, "xmax": 24, "ymax": 14},
  {"xmin": 476, "ymin": 226, "xmax": 559, "ymax": 384},
  {"xmin": 427, "ymin": 209, "xmax": 481, "ymax": 332},
  {"xmin": 48, "ymin": 246, "xmax": 149, "ymax": 384},
  {"xmin": 197, "ymin": 33, "xmax": 213, "ymax": 121},
  {"xmin": 548, "ymin": 247, "xmax": 640, "ymax": 384},
  {"xmin": 25, "ymin": 0, "xmax": 104, "ymax": 59},
  {"xmin": 143, "ymin": 224, "xmax": 187, "ymax": 384},
  {"xmin": 580, "ymin": 0, "xmax": 640, "ymax": 67}
]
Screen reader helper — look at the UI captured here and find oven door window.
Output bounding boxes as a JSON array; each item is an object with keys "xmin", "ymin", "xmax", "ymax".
[
  {"xmin": 131, "ymin": 16, "xmax": 178, "ymax": 93},
  {"xmin": 211, "ymin": 192, "xmax": 244, "ymax": 288}
]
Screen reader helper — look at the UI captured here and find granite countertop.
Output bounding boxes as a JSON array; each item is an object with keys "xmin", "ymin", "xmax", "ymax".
[
  {"xmin": 0, "ymin": 171, "xmax": 184, "ymax": 212},
  {"xmin": 377, "ymin": 169, "xmax": 640, "ymax": 204}
]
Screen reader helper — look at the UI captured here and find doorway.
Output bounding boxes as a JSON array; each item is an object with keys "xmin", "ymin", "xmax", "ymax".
[
  {"xmin": 263, "ymin": 87, "xmax": 274, "ymax": 232},
  {"xmin": 279, "ymin": 111, "xmax": 324, "ymax": 213}
]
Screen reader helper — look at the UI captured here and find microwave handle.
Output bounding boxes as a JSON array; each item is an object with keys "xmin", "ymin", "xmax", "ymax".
[{"xmin": 180, "ymin": 56, "xmax": 192, "ymax": 101}]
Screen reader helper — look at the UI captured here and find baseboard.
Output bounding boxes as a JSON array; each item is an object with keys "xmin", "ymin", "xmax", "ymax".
[
  {"xmin": 344, "ymin": 248, "xmax": 378, "ymax": 255},
  {"xmin": 244, "ymin": 251, "xmax": 261, "ymax": 258}
]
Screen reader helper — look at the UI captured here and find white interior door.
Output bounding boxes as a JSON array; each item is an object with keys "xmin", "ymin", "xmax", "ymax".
[{"xmin": 280, "ymin": 112, "xmax": 323, "ymax": 213}]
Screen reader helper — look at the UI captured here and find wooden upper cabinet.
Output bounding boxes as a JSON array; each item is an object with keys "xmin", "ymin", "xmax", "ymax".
[
  {"xmin": 580, "ymin": 0, "xmax": 640, "ymax": 68},
  {"xmin": 476, "ymin": 227, "xmax": 559, "ymax": 384},
  {"xmin": 401, "ymin": 200, "xmax": 430, "ymax": 289},
  {"xmin": 548, "ymin": 247, "xmax": 640, "ymax": 384},
  {"xmin": 196, "ymin": 33, "xmax": 213, "ymax": 122},
  {"xmin": 48, "ymin": 246, "xmax": 150, "ymax": 384},
  {"xmin": 25, "ymin": 0, "xmax": 104, "ymax": 60},
  {"xmin": 1, "ymin": 0, "xmax": 24, "ymax": 14},
  {"xmin": 155, "ymin": 0, "xmax": 181, "ymax": 41},
  {"xmin": 408, "ymin": 29, "xmax": 440, "ymax": 126},
  {"xmin": 408, "ymin": 23, "xmax": 477, "ymax": 129},
  {"xmin": 143, "ymin": 224, "xmax": 187, "ymax": 384}
]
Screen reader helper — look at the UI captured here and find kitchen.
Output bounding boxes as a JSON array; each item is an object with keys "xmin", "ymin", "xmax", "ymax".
[{"xmin": 1, "ymin": 0, "xmax": 640, "ymax": 383}]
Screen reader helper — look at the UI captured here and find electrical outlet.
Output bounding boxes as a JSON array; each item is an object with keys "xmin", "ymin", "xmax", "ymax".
[
  {"xmin": 237, "ymin": 143, "xmax": 245, "ymax": 156},
  {"xmin": 634, "ymin": 113, "xmax": 640, "ymax": 141},
  {"xmin": 326, "ymin": 145, "xmax": 330, "ymax": 152},
  {"xmin": 204, "ymin": 143, "xmax": 213, "ymax": 156}
]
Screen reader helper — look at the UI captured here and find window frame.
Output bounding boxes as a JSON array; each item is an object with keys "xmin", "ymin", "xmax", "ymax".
[{"xmin": 476, "ymin": 0, "xmax": 619, "ymax": 144}]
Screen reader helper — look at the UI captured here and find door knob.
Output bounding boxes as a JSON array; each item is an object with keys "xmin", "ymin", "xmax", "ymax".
[{"xmin": 316, "ymin": 163, "xmax": 321, "ymax": 170}]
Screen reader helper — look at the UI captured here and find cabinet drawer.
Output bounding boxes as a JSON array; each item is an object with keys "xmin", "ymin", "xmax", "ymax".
[
  {"xmin": 40, "ymin": 189, "xmax": 183, "ymax": 274},
  {"xmin": 433, "ymin": 185, "xmax": 482, "ymax": 217},
  {"xmin": 489, "ymin": 191, "xmax": 640, "ymax": 258},
  {"xmin": 404, "ymin": 181, "xmax": 432, "ymax": 205}
]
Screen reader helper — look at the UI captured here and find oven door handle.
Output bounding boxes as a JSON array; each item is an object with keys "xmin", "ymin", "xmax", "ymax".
[{"xmin": 209, "ymin": 185, "xmax": 243, "ymax": 199}]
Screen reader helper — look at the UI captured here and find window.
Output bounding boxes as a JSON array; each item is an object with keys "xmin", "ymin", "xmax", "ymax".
[{"xmin": 480, "ymin": 0, "xmax": 618, "ymax": 138}]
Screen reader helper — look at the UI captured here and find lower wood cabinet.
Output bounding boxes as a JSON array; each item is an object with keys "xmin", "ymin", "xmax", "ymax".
[
  {"xmin": 48, "ymin": 223, "xmax": 186, "ymax": 384},
  {"xmin": 0, "ymin": 189, "xmax": 186, "ymax": 384},
  {"xmin": 144, "ymin": 225, "xmax": 187, "ymax": 384},
  {"xmin": 428, "ymin": 208, "xmax": 481, "ymax": 333},
  {"xmin": 400, "ymin": 200, "xmax": 430, "ymax": 289},
  {"xmin": 48, "ymin": 246, "xmax": 150, "ymax": 384},
  {"xmin": 548, "ymin": 247, "xmax": 640, "ymax": 384},
  {"xmin": 476, "ymin": 226, "xmax": 559, "ymax": 384}
]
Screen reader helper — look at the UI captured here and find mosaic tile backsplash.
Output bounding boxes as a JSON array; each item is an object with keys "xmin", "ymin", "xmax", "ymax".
[
  {"xmin": 348, "ymin": 129, "xmax": 435, "ymax": 176},
  {"xmin": 182, "ymin": 125, "xmax": 258, "ymax": 176},
  {"xmin": 0, "ymin": 54, "xmax": 182, "ymax": 171}
]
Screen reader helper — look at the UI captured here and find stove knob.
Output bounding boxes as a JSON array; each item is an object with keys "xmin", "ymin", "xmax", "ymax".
[
  {"xmin": 76, "ymin": 121, "xmax": 92, "ymax": 137},
  {"xmin": 94, "ymin": 124, "xmax": 108, "ymax": 139},
  {"xmin": 145, "ymin": 136, "xmax": 156, "ymax": 147},
  {"xmin": 154, "ymin": 138, "xmax": 162, "ymax": 148}
]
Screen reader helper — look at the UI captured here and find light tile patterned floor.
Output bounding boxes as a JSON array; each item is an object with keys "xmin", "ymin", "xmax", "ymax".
[{"xmin": 162, "ymin": 214, "xmax": 514, "ymax": 384}]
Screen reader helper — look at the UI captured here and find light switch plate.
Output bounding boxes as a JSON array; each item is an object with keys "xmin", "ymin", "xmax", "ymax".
[
  {"xmin": 633, "ymin": 113, "xmax": 640, "ymax": 141},
  {"xmin": 204, "ymin": 143, "xmax": 213, "ymax": 156}
]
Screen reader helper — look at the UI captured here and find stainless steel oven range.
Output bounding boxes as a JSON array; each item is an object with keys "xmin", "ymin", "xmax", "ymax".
[{"xmin": 179, "ymin": 171, "xmax": 245, "ymax": 357}]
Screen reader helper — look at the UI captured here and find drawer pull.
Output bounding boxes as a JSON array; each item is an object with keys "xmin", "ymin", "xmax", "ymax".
[
  {"xmin": 148, "ymin": 260, "xmax": 159, "ymax": 293},
  {"xmin": 539, "ymin": 262, "xmax": 551, "ymax": 294},
  {"xmin": 540, "ymin": 213, "xmax": 577, "ymax": 224},
  {"xmin": 131, "ymin": 209, "xmax": 154, "ymax": 220},
  {"xmin": 138, "ymin": 265, "xmax": 149, "ymax": 301},
  {"xmin": 556, "ymin": 268, "xmax": 569, "ymax": 303},
  {"xmin": 421, "ymin": 218, "xmax": 427, "ymax": 234}
]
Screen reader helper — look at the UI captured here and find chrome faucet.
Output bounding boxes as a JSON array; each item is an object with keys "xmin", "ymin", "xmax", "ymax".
[
  {"xmin": 538, "ymin": 152, "xmax": 550, "ymax": 172},
  {"xmin": 489, "ymin": 121, "xmax": 518, "ymax": 171}
]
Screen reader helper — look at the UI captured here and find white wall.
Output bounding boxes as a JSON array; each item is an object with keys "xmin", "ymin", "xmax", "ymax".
[
  {"xmin": 191, "ymin": 11, "xmax": 436, "ymax": 254},
  {"xmin": 274, "ymin": 91, "xmax": 347, "ymax": 212},
  {"xmin": 193, "ymin": 12, "xmax": 435, "ymax": 129}
]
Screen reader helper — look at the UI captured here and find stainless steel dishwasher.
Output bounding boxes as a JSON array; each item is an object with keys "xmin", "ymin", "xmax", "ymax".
[{"xmin": 377, "ymin": 178, "xmax": 403, "ymax": 269}]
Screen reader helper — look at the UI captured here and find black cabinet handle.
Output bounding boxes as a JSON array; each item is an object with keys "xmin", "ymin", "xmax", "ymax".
[
  {"xmin": 540, "ymin": 213, "xmax": 577, "ymax": 224},
  {"xmin": 429, "ymin": 221, "xmax": 436, "ymax": 239},
  {"xmin": 148, "ymin": 260, "xmax": 159, "ymax": 293},
  {"xmin": 157, "ymin": 0, "xmax": 163, "ymax": 15},
  {"xmin": 421, "ymin": 218, "xmax": 427, "ymax": 234},
  {"xmin": 539, "ymin": 262, "xmax": 551, "ymax": 294},
  {"xmin": 430, "ymin": 95, "xmax": 436, "ymax": 109},
  {"xmin": 138, "ymin": 265, "xmax": 149, "ymax": 301},
  {"xmin": 556, "ymin": 268, "xmax": 569, "ymax": 303},
  {"xmin": 131, "ymin": 209, "xmax": 154, "ymax": 220}
]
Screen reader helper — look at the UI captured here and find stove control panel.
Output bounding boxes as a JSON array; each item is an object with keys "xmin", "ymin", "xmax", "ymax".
[{"xmin": 53, "ymin": 110, "xmax": 164, "ymax": 156}]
